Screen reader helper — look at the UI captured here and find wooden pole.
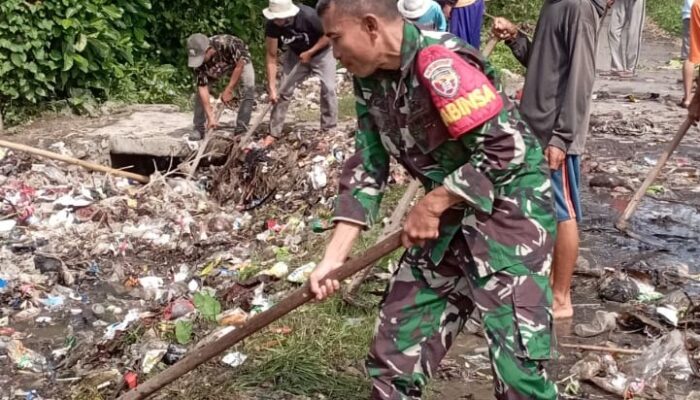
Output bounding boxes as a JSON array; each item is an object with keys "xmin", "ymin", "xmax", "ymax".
[
  {"xmin": 0, "ymin": 139, "xmax": 150, "ymax": 184},
  {"xmin": 615, "ymin": 118, "xmax": 693, "ymax": 231},
  {"xmin": 186, "ymin": 102, "xmax": 226, "ymax": 179},
  {"xmin": 117, "ymin": 231, "xmax": 403, "ymax": 400},
  {"xmin": 559, "ymin": 343, "xmax": 643, "ymax": 355}
]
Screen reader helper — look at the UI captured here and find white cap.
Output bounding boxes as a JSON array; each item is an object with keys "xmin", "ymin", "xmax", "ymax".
[
  {"xmin": 263, "ymin": 0, "xmax": 301, "ymax": 20},
  {"xmin": 397, "ymin": 0, "xmax": 432, "ymax": 20}
]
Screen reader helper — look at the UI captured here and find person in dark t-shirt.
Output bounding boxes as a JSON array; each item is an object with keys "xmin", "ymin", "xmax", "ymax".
[{"xmin": 262, "ymin": 0, "xmax": 338, "ymax": 146}]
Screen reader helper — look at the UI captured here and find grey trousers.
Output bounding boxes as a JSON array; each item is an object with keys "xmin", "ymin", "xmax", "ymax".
[
  {"xmin": 194, "ymin": 62, "xmax": 255, "ymax": 134},
  {"xmin": 608, "ymin": 0, "xmax": 645, "ymax": 72},
  {"xmin": 269, "ymin": 48, "xmax": 338, "ymax": 137}
]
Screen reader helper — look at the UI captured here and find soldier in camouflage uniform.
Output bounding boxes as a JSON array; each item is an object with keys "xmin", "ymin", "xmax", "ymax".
[
  {"xmin": 309, "ymin": 0, "xmax": 558, "ymax": 399},
  {"xmin": 187, "ymin": 33, "xmax": 255, "ymax": 140}
]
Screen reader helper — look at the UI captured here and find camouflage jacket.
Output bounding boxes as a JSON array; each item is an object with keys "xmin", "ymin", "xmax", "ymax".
[
  {"xmin": 333, "ymin": 23, "xmax": 556, "ymax": 277},
  {"xmin": 194, "ymin": 35, "xmax": 251, "ymax": 87}
]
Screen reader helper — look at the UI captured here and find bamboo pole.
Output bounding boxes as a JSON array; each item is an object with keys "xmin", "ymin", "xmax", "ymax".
[{"xmin": 0, "ymin": 139, "xmax": 149, "ymax": 183}]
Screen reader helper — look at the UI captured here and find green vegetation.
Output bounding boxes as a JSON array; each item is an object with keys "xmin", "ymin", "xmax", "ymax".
[{"xmin": 646, "ymin": 0, "xmax": 684, "ymax": 37}]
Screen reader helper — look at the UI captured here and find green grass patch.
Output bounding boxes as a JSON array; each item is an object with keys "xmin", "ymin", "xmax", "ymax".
[
  {"xmin": 338, "ymin": 93, "xmax": 356, "ymax": 120},
  {"xmin": 227, "ymin": 297, "xmax": 376, "ymax": 399},
  {"xmin": 647, "ymin": 0, "xmax": 684, "ymax": 37}
]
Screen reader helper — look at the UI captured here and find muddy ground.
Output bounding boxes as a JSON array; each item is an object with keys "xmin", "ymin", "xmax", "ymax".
[{"xmin": 1, "ymin": 18, "xmax": 700, "ymax": 400}]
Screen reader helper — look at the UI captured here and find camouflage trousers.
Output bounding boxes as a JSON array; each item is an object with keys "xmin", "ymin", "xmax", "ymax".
[{"xmin": 367, "ymin": 235, "xmax": 557, "ymax": 399}]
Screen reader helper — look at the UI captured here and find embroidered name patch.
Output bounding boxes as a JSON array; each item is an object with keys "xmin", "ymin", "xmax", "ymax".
[
  {"xmin": 416, "ymin": 45, "xmax": 503, "ymax": 139},
  {"xmin": 423, "ymin": 58, "xmax": 460, "ymax": 98}
]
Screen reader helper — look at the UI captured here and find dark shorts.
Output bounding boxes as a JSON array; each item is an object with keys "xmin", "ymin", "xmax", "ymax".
[{"xmin": 551, "ymin": 155, "xmax": 582, "ymax": 222}]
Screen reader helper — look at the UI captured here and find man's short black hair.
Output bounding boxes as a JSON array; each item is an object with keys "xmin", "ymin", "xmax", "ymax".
[{"xmin": 316, "ymin": 0, "xmax": 401, "ymax": 20}]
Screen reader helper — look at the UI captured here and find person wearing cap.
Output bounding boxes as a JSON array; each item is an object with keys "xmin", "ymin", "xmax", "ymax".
[
  {"xmin": 398, "ymin": 0, "xmax": 447, "ymax": 32},
  {"xmin": 263, "ymin": 0, "xmax": 338, "ymax": 145},
  {"xmin": 187, "ymin": 33, "xmax": 255, "ymax": 141}
]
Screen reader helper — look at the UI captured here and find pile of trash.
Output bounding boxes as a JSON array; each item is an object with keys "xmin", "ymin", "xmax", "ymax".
[
  {"xmin": 0, "ymin": 113, "xmax": 406, "ymax": 399},
  {"xmin": 563, "ymin": 252, "xmax": 700, "ymax": 398}
]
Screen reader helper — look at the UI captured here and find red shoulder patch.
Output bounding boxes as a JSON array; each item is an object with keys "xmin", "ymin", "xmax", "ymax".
[{"xmin": 416, "ymin": 45, "xmax": 503, "ymax": 139}]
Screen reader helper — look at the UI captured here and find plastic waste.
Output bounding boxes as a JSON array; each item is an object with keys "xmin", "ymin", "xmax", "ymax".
[
  {"xmin": 656, "ymin": 305, "xmax": 679, "ymax": 327},
  {"xmin": 140, "ymin": 339, "xmax": 168, "ymax": 374},
  {"xmin": 250, "ymin": 283, "xmax": 272, "ymax": 316},
  {"xmin": 173, "ymin": 265, "xmax": 189, "ymax": 283},
  {"xmin": 104, "ymin": 309, "xmax": 140, "ymax": 340},
  {"xmin": 262, "ymin": 262, "xmax": 289, "ymax": 279},
  {"xmin": 309, "ymin": 164, "xmax": 327, "ymax": 190},
  {"xmin": 217, "ymin": 307, "xmax": 248, "ymax": 327},
  {"xmin": 287, "ymin": 262, "xmax": 316, "ymax": 283},
  {"xmin": 163, "ymin": 299, "xmax": 195, "ymax": 320},
  {"xmin": 625, "ymin": 330, "xmax": 692, "ymax": 381},
  {"xmin": 163, "ymin": 345, "xmax": 187, "ymax": 365},
  {"xmin": 0, "ymin": 219, "xmax": 16, "ymax": 233},
  {"xmin": 39, "ymin": 295, "xmax": 65, "ymax": 309},
  {"xmin": 124, "ymin": 371, "xmax": 138, "ymax": 389},
  {"xmin": 7, "ymin": 340, "xmax": 48, "ymax": 373},
  {"xmin": 139, "ymin": 276, "xmax": 164, "ymax": 300},
  {"xmin": 188, "ymin": 279, "xmax": 199, "ymax": 293},
  {"xmin": 574, "ymin": 310, "xmax": 618, "ymax": 337},
  {"xmin": 221, "ymin": 351, "xmax": 247, "ymax": 368}
]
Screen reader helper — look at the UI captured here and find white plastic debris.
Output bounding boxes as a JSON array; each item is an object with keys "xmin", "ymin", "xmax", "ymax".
[
  {"xmin": 656, "ymin": 305, "xmax": 679, "ymax": 327},
  {"xmin": 174, "ymin": 265, "xmax": 189, "ymax": 283},
  {"xmin": 287, "ymin": 262, "xmax": 316, "ymax": 283},
  {"xmin": 103, "ymin": 309, "xmax": 140, "ymax": 340},
  {"xmin": 0, "ymin": 220, "xmax": 16, "ymax": 233},
  {"xmin": 308, "ymin": 164, "xmax": 327, "ymax": 190},
  {"xmin": 187, "ymin": 279, "xmax": 199, "ymax": 293},
  {"xmin": 262, "ymin": 262, "xmax": 289, "ymax": 279},
  {"xmin": 139, "ymin": 276, "xmax": 164, "ymax": 300},
  {"xmin": 221, "ymin": 351, "xmax": 248, "ymax": 368},
  {"xmin": 140, "ymin": 339, "xmax": 169, "ymax": 374}
]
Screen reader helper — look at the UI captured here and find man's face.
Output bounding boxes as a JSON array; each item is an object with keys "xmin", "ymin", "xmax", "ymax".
[
  {"xmin": 321, "ymin": 6, "xmax": 381, "ymax": 78},
  {"xmin": 273, "ymin": 17, "xmax": 294, "ymax": 27}
]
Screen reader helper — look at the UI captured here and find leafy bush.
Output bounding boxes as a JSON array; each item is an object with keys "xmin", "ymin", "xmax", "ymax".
[
  {"xmin": 646, "ymin": 0, "xmax": 684, "ymax": 37},
  {"xmin": 0, "ymin": 0, "xmax": 152, "ymax": 108}
]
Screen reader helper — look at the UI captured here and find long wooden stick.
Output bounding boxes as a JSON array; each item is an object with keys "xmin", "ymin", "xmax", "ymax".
[
  {"xmin": 117, "ymin": 231, "xmax": 403, "ymax": 400},
  {"xmin": 0, "ymin": 139, "xmax": 150, "ymax": 184},
  {"xmin": 559, "ymin": 343, "xmax": 643, "ymax": 355},
  {"xmin": 615, "ymin": 118, "xmax": 693, "ymax": 231},
  {"xmin": 187, "ymin": 101, "xmax": 226, "ymax": 179},
  {"xmin": 343, "ymin": 180, "xmax": 420, "ymax": 297}
]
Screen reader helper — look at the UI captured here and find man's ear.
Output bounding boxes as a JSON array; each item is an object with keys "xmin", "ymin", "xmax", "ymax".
[{"xmin": 361, "ymin": 14, "xmax": 380, "ymax": 39}]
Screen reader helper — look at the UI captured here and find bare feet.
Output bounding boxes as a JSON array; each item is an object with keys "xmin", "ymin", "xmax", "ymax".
[{"xmin": 553, "ymin": 292, "xmax": 573, "ymax": 319}]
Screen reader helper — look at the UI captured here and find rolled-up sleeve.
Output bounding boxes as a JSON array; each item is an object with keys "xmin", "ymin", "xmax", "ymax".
[{"xmin": 332, "ymin": 80, "xmax": 390, "ymax": 227}]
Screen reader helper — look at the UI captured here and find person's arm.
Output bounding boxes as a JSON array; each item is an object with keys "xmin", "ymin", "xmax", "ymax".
[
  {"xmin": 197, "ymin": 80, "xmax": 217, "ymax": 128},
  {"xmin": 309, "ymin": 36, "xmax": 331, "ymax": 56},
  {"xmin": 309, "ymin": 78, "xmax": 390, "ymax": 300},
  {"xmin": 436, "ymin": 4, "xmax": 448, "ymax": 32},
  {"xmin": 265, "ymin": 36, "xmax": 279, "ymax": 103},
  {"xmin": 222, "ymin": 61, "xmax": 245, "ymax": 104},
  {"xmin": 308, "ymin": 222, "xmax": 362, "ymax": 300},
  {"xmin": 299, "ymin": 12, "xmax": 331, "ymax": 63},
  {"xmin": 492, "ymin": 17, "xmax": 532, "ymax": 67}
]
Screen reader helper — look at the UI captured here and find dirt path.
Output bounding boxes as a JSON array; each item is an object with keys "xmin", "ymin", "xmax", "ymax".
[{"xmin": 428, "ymin": 18, "xmax": 700, "ymax": 400}]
